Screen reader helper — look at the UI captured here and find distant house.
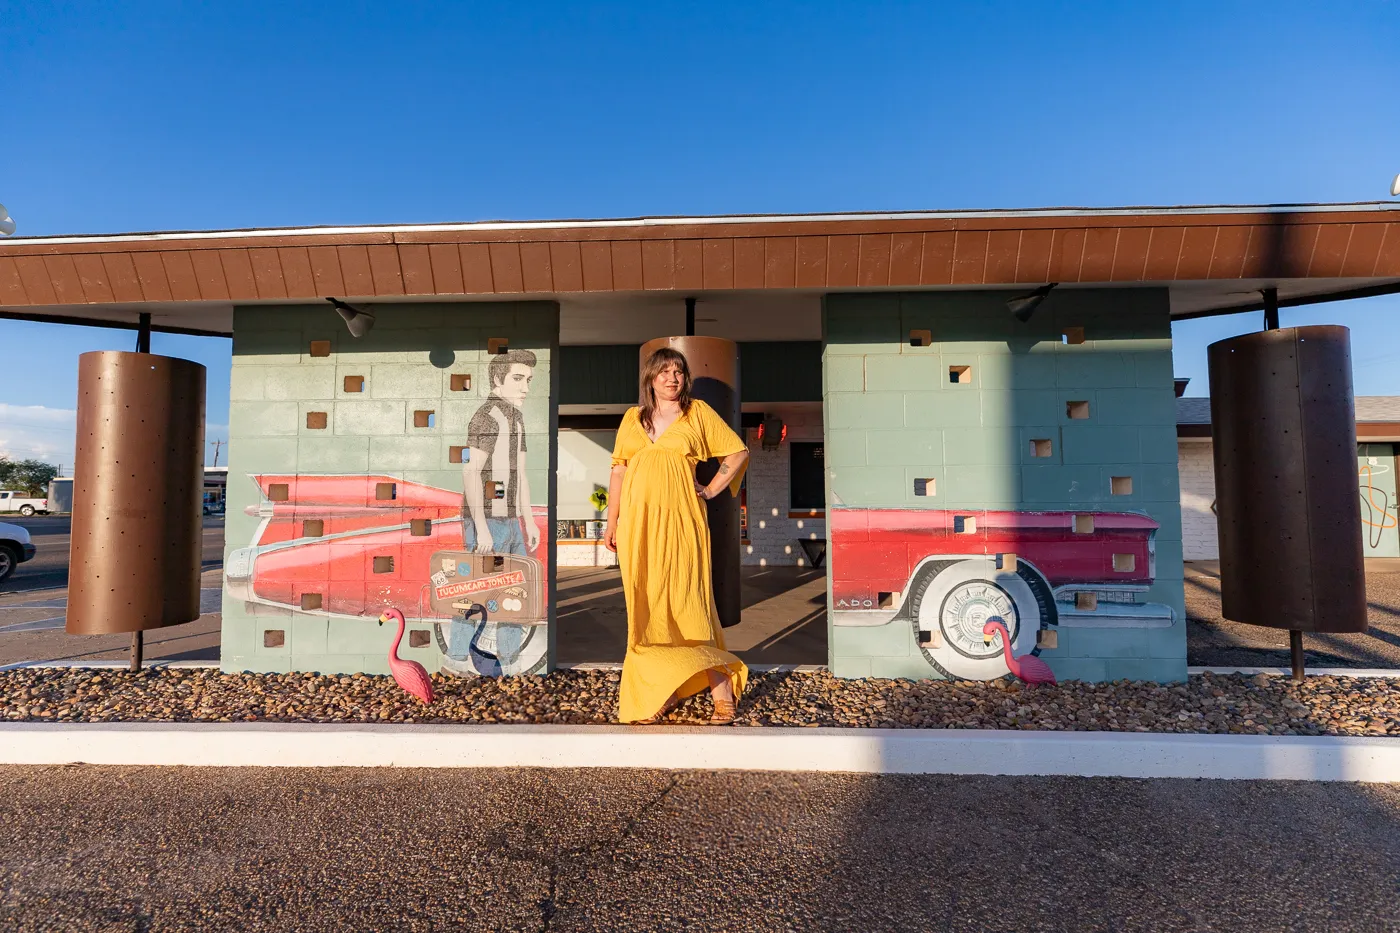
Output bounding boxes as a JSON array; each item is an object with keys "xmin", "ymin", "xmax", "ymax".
[{"xmin": 1178, "ymin": 397, "xmax": 1400, "ymax": 560}]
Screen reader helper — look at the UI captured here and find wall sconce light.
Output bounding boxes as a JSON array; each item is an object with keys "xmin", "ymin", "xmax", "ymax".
[
  {"xmin": 327, "ymin": 297, "xmax": 376, "ymax": 338},
  {"xmin": 757, "ymin": 416, "xmax": 787, "ymax": 450},
  {"xmin": 1007, "ymin": 283, "xmax": 1058, "ymax": 323}
]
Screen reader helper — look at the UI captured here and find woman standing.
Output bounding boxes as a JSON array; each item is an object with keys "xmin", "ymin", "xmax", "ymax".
[{"xmin": 603, "ymin": 347, "xmax": 750, "ymax": 724}]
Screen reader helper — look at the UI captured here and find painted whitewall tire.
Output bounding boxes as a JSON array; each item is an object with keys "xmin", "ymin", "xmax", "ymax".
[
  {"xmin": 18, "ymin": 505, "xmax": 35, "ymax": 516},
  {"xmin": 909, "ymin": 558, "xmax": 1046, "ymax": 681}
]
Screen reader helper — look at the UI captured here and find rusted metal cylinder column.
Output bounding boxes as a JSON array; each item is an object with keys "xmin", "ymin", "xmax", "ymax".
[
  {"xmin": 1207, "ymin": 325, "xmax": 1366, "ymax": 634},
  {"xmin": 67, "ymin": 351, "xmax": 206, "ymax": 635},
  {"xmin": 640, "ymin": 336, "xmax": 743, "ymax": 628}
]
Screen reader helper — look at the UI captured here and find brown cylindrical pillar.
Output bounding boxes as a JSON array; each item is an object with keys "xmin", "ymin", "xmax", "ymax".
[
  {"xmin": 641, "ymin": 336, "xmax": 743, "ymax": 628},
  {"xmin": 1207, "ymin": 325, "xmax": 1366, "ymax": 633},
  {"xmin": 67, "ymin": 351, "xmax": 206, "ymax": 635}
]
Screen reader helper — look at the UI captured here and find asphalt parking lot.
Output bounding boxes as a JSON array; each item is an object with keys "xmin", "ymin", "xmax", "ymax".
[{"xmin": 2, "ymin": 766, "xmax": 1398, "ymax": 932}]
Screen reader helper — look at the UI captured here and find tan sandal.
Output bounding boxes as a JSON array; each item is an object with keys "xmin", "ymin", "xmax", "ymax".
[
  {"xmin": 638, "ymin": 695, "xmax": 678, "ymax": 725},
  {"xmin": 709, "ymin": 696, "xmax": 737, "ymax": 726}
]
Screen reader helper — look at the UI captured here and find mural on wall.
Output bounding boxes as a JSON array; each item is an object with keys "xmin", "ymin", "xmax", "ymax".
[
  {"xmin": 224, "ymin": 350, "xmax": 550, "ymax": 677},
  {"xmin": 830, "ymin": 508, "xmax": 1175, "ymax": 680},
  {"xmin": 1358, "ymin": 445, "xmax": 1400, "ymax": 557}
]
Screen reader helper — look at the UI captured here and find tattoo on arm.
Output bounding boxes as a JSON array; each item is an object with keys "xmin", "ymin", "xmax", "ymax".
[{"xmin": 718, "ymin": 463, "xmax": 730, "ymax": 475}]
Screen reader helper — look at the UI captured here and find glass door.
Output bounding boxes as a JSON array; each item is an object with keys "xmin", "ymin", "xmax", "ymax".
[{"xmin": 1358, "ymin": 444, "xmax": 1400, "ymax": 557}]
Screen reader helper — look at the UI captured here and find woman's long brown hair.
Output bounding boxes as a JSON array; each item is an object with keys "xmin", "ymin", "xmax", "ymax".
[{"xmin": 638, "ymin": 347, "xmax": 692, "ymax": 433}]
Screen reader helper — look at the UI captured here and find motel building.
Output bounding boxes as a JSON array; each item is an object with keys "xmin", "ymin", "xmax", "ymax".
[{"xmin": 2, "ymin": 202, "xmax": 1398, "ymax": 683}]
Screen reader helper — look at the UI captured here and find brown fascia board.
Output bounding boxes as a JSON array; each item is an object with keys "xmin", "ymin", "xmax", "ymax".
[{"xmin": 1181, "ymin": 421, "xmax": 1399, "ymax": 439}]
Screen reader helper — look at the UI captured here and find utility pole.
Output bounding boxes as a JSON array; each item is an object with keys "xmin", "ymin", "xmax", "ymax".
[{"xmin": 210, "ymin": 439, "xmax": 225, "ymax": 467}]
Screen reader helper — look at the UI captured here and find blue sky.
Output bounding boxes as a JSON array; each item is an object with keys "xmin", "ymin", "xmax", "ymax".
[{"xmin": 2, "ymin": 1, "xmax": 1398, "ymax": 467}]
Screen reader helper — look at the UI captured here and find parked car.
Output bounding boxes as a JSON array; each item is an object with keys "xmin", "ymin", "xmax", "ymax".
[
  {"xmin": 0, "ymin": 521, "xmax": 37, "ymax": 583},
  {"xmin": 0, "ymin": 491, "xmax": 49, "ymax": 516}
]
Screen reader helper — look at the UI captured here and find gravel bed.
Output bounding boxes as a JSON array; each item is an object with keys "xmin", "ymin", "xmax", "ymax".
[{"xmin": 2, "ymin": 668, "xmax": 1398, "ymax": 736}]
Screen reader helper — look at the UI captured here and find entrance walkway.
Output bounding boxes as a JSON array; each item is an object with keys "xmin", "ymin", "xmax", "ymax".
[{"xmin": 555, "ymin": 566, "xmax": 827, "ymax": 666}]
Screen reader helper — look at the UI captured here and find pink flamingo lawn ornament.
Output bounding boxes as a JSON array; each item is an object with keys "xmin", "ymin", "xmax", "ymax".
[
  {"xmin": 982, "ymin": 618, "xmax": 1057, "ymax": 685},
  {"xmin": 378, "ymin": 608, "xmax": 435, "ymax": 704}
]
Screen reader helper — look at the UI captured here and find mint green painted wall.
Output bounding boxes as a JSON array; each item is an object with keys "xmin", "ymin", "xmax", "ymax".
[
  {"xmin": 824, "ymin": 289, "xmax": 1186, "ymax": 683},
  {"xmin": 222, "ymin": 302, "xmax": 559, "ymax": 676}
]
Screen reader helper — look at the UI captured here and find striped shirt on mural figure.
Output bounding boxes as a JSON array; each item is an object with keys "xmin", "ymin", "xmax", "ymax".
[{"xmin": 450, "ymin": 348, "xmax": 541, "ymax": 674}]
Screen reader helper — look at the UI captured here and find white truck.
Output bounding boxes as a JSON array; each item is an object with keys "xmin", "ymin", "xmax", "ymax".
[{"xmin": 0, "ymin": 490, "xmax": 49, "ymax": 516}]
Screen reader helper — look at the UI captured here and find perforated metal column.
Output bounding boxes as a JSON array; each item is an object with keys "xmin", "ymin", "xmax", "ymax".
[
  {"xmin": 67, "ymin": 351, "xmax": 206, "ymax": 635},
  {"xmin": 1207, "ymin": 325, "xmax": 1367, "ymax": 633},
  {"xmin": 640, "ymin": 336, "xmax": 743, "ymax": 628}
]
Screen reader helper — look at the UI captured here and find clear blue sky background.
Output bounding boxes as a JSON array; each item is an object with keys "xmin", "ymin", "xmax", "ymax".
[{"xmin": 2, "ymin": 1, "xmax": 1398, "ymax": 467}]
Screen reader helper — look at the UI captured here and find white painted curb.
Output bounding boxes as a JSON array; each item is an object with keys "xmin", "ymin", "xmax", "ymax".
[{"xmin": 2, "ymin": 724, "xmax": 1397, "ymax": 782}]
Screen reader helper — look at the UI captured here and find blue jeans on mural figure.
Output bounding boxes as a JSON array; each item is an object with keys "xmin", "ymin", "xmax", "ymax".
[{"xmin": 450, "ymin": 517, "xmax": 527, "ymax": 674}]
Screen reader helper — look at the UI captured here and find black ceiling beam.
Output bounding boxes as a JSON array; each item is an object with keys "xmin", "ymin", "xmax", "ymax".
[{"xmin": 1175, "ymin": 280, "xmax": 1400, "ymax": 322}]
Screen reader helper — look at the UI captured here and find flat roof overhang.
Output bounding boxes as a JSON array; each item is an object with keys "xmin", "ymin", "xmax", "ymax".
[{"xmin": 2, "ymin": 202, "xmax": 1398, "ymax": 338}]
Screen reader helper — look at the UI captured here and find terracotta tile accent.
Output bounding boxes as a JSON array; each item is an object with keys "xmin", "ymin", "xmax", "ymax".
[
  {"xmin": 1014, "ymin": 229, "xmax": 1053, "ymax": 284},
  {"xmin": 336, "ymin": 245, "xmax": 375, "ymax": 296},
  {"xmin": 0, "ymin": 258, "xmax": 29, "ymax": 304},
  {"xmin": 301, "ymin": 594, "xmax": 322, "ymax": 611},
  {"xmin": 264, "ymin": 629, "xmax": 285, "ymax": 647},
  {"xmin": 888, "ymin": 233, "xmax": 922, "ymax": 285},
  {"xmin": 307, "ymin": 246, "xmax": 346, "ymax": 295},
  {"xmin": 950, "ymin": 230, "xmax": 988, "ymax": 285},
  {"xmin": 308, "ymin": 340, "xmax": 331, "ymax": 358},
  {"xmin": 674, "ymin": 239, "xmax": 704, "ymax": 289},
  {"xmin": 343, "ymin": 375, "xmax": 364, "ymax": 392},
  {"xmin": 460, "ymin": 243, "xmax": 495, "ymax": 292},
  {"xmin": 610, "ymin": 240, "xmax": 644, "ymax": 291},
  {"xmin": 919, "ymin": 232, "xmax": 955, "ymax": 285},
  {"xmin": 278, "ymin": 247, "xmax": 318, "ymax": 298},
  {"xmin": 519, "ymin": 242, "xmax": 554, "ymax": 292},
  {"xmin": 132, "ymin": 252, "xmax": 172, "ymax": 301},
  {"xmin": 702, "ymin": 239, "xmax": 735, "ymax": 289},
  {"xmin": 1142, "ymin": 227, "xmax": 1185, "ymax": 281},
  {"xmin": 397, "ymin": 244, "xmax": 435, "ymax": 295},
  {"xmin": 101, "ymin": 253, "xmax": 145, "ymax": 302},
  {"xmin": 428, "ymin": 243, "xmax": 465, "ymax": 294},
  {"xmin": 410, "ymin": 519, "xmax": 432, "ymax": 537},
  {"xmin": 302, "ymin": 520, "xmax": 324, "ymax": 537},
  {"xmin": 858, "ymin": 234, "xmax": 892, "ymax": 287},
  {"xmin": 579, "ymin": 241, "xmax": 613, "ymax": 291},
  {"xmin": 1047, "ymin": 228, "xmax": 1086, "ymax": 282},
  {"xmin": 73, "ymin": 254, "xmax": 115, "ymax": 302},
  {"xmin": 733, "ymin": 238, "xmax": 765, "ymax": 289},
  {"xmin": 795, "ymin": 237, "xmax": 828, "ymax": 287},
  {"xmin": 409, "ymin": 629, "xmax": 431, "ymax": 647},
  {"xmin": 42, "ymin": 255, "xmax": 86, "ymax": 304},
  {"xmin": 640, "ymin": 240, "xmax": 675, "ymax": 290},
  {"xmin": 306, "ymin": 411, "xmax": 328, "ymax": 429},
  {"xmin": 1339, "ymin": 223, "xmax": 1387, "ymax": 277},
  {"xmin": 1111, "ymin": 227, "xmax": 1152, "ymax": 281},
  {"xmin": 827, "ymin": 235, "xmax": 861, "ymax": 287},
  {"xmin": 1078, "ymin": 228, "xmax": 1118, "ymax": 282}
]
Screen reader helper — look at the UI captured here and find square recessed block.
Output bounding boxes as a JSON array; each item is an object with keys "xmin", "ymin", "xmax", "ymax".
[
  {"xmin": 909, "ymin": 329, "xmax": 932, "ymax": 347},
  {"xmin": 409, "ymin": 629, "xmax": 431, "ymax": 648},
  {"xmin": 1111, "ymin": 475, "xmax": 1133, "ymax": 495},
  {"xmin": 263, "ymin": 629, "xmax": 286, "ymax": 647},
  {"xmin": 1062, "ymin": 327, "xmax": 1086, "ymax": 345},
  {"xmin": 1076, "ymin": 592, "xmax": 1098, "ymax": 611},
  {"xmin": 449, "ymin": 446, "xmax": 469, "ymax": 464},
  {"xmin": 948, "ymin": 365, "xmax": 972, "ymax": 385},
  {"xmin": 917, "ymin": 629, "xmax": 943, "ymax": 647},
  {"xmin": 953, "ymin": 515, "xmax": 977, "ymax": 534},
  {"xmin": 1030, "ymin": 438, "xmax": 1054, "ymax": 458},
  {"xmin": 450, "ymin": 373, "xmax": 472, "ymax": 391},
  {"xmin": 1037, "ymin": 629, "xmax": 1059, "ymax": 650},
  {"xmin": 1073, "ymin": 514, "xmax": 1094, "ymax": 534},
  {"xmin": 306, "ymin": 411, "xmax": 328, "ymax": 430},
  {"xmin": 1066, "ymin": 400, "xmax": 1090, "ymax": 420},
  {"xmin": 486, "ymin": 480, "xmax": 505, "ymax": 500},
  {"xmin": 300, "ymin": 593, "xmax": 322, "ymax": 611},
  {"xmin": 1112, "ymin": 553, "xmax": 1136, "ymax": 573},
  {"xmin": 343, "ymin": 375, "xmax": 365, "ymax": 393},
  {"xmin": 492, "ymin": 555, "xmax": 506, "ymax": 569},
  {"xmin": 302, "ymin": 519, "xmax": 324, "ymax": 538},
  {"xmin": 373, "ymin": 556, "xmax": 394, "ymax": 574},
  {"xmin": 375, "ymin": 482, "xmax": 397, "ymax": 501},
  {"xmin": 997, "ymin": 552, "xmax": 1017, "ymax": 571},
  {"xmin": 268, "ymin": 483, "xmax": 289, "ymax": 502},
  {"xmin": 410, "ymin": 519, "xmax": 432, "ymax": 536},
  {"xmin": 309, "ymin": 340, "xmax": 331, "ymax": 358},
  {"xmin": 414, "ymin": 410, "xmax": 435, "ymax": 428},
  {"xmin": 877, "ymin": 592, "xmax": 894, "ymax": 609},
  {"xmin": 488, "ymin": 337, "xmax": 510, "ymax": 354},
  {"xmin": 913, "ymin": 477, "xmax": 936, "ymax": 496}
]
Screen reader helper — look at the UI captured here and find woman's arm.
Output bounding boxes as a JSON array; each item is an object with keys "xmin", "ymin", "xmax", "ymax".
[
  {"xmin": 603, "ymin": 463, "xmax": 627, "ymax": 552},
  {"xmin": 698, "ymin": 449, "xmax": 749, "ymax": 500}
]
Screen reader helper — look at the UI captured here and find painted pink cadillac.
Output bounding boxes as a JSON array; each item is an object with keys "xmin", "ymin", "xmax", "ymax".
[{"xmin": 830, "ymin": 507, "xmax": 1173, "ymax": 680}]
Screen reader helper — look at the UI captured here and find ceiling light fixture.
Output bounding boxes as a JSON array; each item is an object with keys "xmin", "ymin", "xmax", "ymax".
[
  {"xmin": 1007, "ymin": 283, "xmax": 1058, "ymax": 323},
  {"xmin": 326, "ymin": 297, "xmax": 376, "ymax": 337}
]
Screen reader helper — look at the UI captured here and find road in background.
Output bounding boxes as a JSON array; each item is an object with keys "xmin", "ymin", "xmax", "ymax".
[{"xmin": 0, "ymin": 515, "xmax": 225, "ymax": 594}]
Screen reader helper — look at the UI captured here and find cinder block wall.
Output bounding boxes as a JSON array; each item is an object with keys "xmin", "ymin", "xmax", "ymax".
[
  {"xmin": 222, "ymin": 302, "xmax": 558, "ymax": 675},
  {"xmin": 823, "ymin": 290, "xmax": 1186, "ymax": 683},
  {"xmin": 1178, "ymin": 440, "xmax": 1220, "ymax": 560}
]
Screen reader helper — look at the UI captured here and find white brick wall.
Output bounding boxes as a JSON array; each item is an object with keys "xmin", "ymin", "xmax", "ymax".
[
  {"xmin": 742, "ymin": 404, "xmax": 826, "ymax": 567},
  {"xmin": 1178, "ymin": 440, "xmax": 1218, "ymax": 560}
]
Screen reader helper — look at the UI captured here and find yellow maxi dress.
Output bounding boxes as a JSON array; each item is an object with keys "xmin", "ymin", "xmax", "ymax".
[{"xmin": 611, "ymin": 399, "xmax": 749, "ymax": 722}]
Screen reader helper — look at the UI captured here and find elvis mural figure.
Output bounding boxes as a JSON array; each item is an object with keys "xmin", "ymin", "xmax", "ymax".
[{"xmin": 446, "ymin": 349, "xmax": 545, "ymax": 676}]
